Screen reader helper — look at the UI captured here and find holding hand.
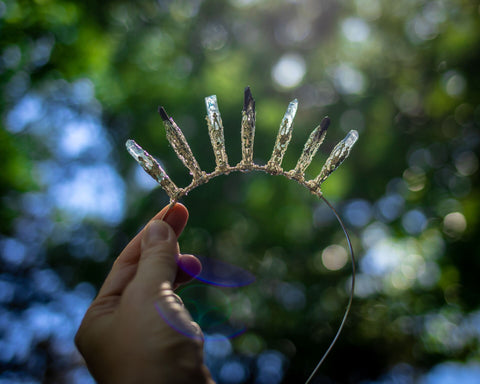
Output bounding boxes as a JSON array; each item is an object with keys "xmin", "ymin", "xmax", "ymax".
[{"xmin": 75, "ymin": 203, "xmax": 215, "ymax": 384}]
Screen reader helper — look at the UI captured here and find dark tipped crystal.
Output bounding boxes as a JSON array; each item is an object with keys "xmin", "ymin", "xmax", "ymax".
[
  {"xmin": 158, "ymin": 106, "xmax": 170, "ymax": 121},
  {"xmin": 243, "ymin": 86, "xmax": 255, "ymax": 112},
  {"xmin": 320, "ymin": 116, "xmax": 330, "ymax": 132}
]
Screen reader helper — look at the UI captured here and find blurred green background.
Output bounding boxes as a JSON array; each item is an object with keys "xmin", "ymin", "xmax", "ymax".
[{"xmin": 1, "ymin": 0, "xmax": 480, "ymax": 383}]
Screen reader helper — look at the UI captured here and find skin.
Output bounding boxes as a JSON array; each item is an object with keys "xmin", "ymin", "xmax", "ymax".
[{"xmin": 75, "ymin": 203, "xmax": 216, "ymax": 384}]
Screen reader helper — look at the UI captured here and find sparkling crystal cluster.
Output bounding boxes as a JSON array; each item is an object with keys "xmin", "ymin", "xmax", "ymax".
[
  {"xmin": 205, "ymin": 95, "xmax": 229, "ymax": 170},
  {"xmin": 126, "ymin": 87, "xmax": 359, "ymax": 202},
  {"xmin": 266, "ymin": 99, "xmax": 298, "ymax": 173}
]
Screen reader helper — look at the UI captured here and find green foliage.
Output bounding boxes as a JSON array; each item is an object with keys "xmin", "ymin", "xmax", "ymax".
[{"xmin": 1, "ymin": 0, "xmax": 480, "ymax": 383}]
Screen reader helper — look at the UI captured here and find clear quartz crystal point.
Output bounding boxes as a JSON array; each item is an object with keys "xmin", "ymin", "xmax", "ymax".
[
  {"xmin": 159, "ymin": 107, "xmax": 205, "ymax": 180},
  {"xmin": 291, "ymin": 116, "xmax": 330, "ymax": 179},
  {"xmin": 205, "ymin": 95, "xmax": 229, "ymax": 170},
  {"xmin": 239, "ymin": 87, "xmax": 256, "ymax": 167},
  {"xmin": 310, "ymin": 129, "xmax": 359, "ymax": 188},
  {"xmin": 126, "ymin": 139, "xmax": 179, "ymax": 198},
  {"xmin": 267, "ymin": 99, "xmax": 298, "ymax": 172}
]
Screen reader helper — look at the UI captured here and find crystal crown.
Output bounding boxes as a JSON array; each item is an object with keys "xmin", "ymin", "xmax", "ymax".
[{"xmin": 126, "ymin": 87, "xmax": 358, "ymax": 201}]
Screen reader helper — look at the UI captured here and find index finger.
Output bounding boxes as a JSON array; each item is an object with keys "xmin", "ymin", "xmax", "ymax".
[
  {"xmin": 96, "ymin": 203, "xmax": 189, "ymax": 299},
  {"xmin": 119, "ymin": 203, "xmax": 188, "ymax": 263}
]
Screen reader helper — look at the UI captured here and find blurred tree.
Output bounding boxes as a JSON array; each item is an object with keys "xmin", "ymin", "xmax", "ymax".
[{"xmin": 1, "ymin": 0, "xmax": 479, "ymax": 383}]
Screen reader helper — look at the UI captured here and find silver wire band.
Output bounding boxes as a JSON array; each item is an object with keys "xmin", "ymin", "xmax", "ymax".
[{"xmin": 304, "ymin": 195, "xmax": 356, "ymax": 384}]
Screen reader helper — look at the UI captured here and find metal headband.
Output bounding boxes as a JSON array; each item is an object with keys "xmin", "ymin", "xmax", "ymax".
[{"xmin": 126, "ymin": 87, "xmax": 358, "ymax": 384}]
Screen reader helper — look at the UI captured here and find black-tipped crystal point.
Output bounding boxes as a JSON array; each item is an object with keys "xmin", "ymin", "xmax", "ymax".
[
  {"xmin": 243, "ymin": 86, "xmax": 255, "ymax": 112},
  {"xmin": 158, "ymin": 106, "xmax": 170, "ymax": 121},
  {"xmin": 320, "ymin": 116, "xmax": 331, "ymax": 131}
]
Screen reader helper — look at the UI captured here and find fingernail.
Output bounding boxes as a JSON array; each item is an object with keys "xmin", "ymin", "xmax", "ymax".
[{"xmin": 144, "ymin": 220, "xmax": 170, "ymax": 246}]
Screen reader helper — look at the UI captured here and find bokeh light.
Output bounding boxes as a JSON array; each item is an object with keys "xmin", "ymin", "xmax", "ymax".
[
  {"xmin": 321, "ymin": 244, "xmax": 348, "ymax": 271},
  {"xmin": 401, "ymin": 209, "xmax": 427, "ymax": 235},
  {"xmin": 333, "ymin": 63, "xmax": 366, "ymax": 95},
  {"xmin": 443, "ymin": 212, "xmax": 467, "ymax": 238},
  {"xmin": 271, "ymin": 53, "xmax": 306, "ymax": 89},
  {"xmin": 342, "ymin": 17, "xmax": 370, "ymax": 42},
  {"xmin": 1, "ymin": 0, "xmax": 479, "ymax": 382}
]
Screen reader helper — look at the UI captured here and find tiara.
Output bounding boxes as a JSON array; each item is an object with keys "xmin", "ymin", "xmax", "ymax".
[{"xmin": 126, "ymin": 87, "xmax": 358, "ymax": 384}]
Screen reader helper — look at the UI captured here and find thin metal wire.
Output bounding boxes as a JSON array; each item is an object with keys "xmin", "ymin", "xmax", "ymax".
[
  {"xmin": 163, "ymin": 194, "xmax": 355, "ymax": 383},
  {"xmin": 304, "ymin": 195, "xmax": 356, "ymax": 384},
  {"xmin": 131, "ymin": 91, "xmax": 357, "ymax": 382}
]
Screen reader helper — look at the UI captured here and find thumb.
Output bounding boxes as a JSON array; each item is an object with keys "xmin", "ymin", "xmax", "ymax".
[{"xmin": 133, "ymin": 220, "xmax": 179, "ymax": 298}]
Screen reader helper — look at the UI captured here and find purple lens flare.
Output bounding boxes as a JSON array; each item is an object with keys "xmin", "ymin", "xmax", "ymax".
[
  {"xmin": 155, "ymin": 283, "xmax": 250, "ymax": 341},
  {"xmin": 178, "ymin": 254, "xmax": 256, "ymax": 288}
]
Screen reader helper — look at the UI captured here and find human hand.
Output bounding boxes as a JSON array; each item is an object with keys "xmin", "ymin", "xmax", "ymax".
[{"xmin": 75, "ymin": 203, "xmax": 215, "ymax": 384}]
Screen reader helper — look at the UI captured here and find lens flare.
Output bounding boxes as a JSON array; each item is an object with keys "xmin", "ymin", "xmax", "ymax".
[{"xmin": 179, "ymin": 254, "xmax": 256, "ymax": 287}]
